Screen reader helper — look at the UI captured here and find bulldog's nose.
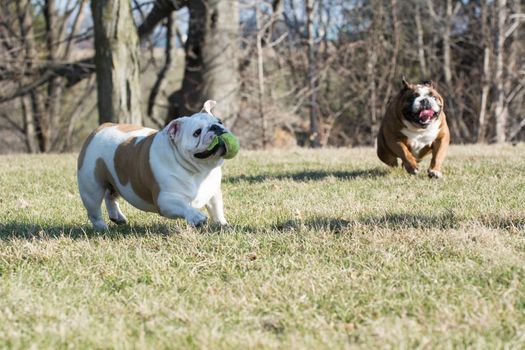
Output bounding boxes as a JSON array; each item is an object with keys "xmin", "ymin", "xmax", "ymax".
[
  {"xmin": 209, "ymin": 124, "xmax": 226, "ymax": 135},
  {"xmin": 421, "ymin": 99, "xmax": 431, "ymax": 109}
]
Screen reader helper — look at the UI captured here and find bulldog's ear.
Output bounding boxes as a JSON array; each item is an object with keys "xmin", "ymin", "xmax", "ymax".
[
  {"xmin": 166, "ymin": 118, "xmax": 184, "ymax": 139},
  {"xmin": 201, "ymin": 100, "xmax": 217, "ymax": 116},
  {"xmin": 401, "ymin": 76, "xmax": 411, "ymax": 90},
  {"xmin": 422, "ymin": 80, "xmax": 434, "ymax": 88}
]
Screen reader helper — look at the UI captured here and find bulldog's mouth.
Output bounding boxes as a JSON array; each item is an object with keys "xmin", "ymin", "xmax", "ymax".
[
  {"xmin": 194, "ymin": 140, "xmax": 225, "ymax": 159},
  {"xmin": 414, "ymin": 109, "xmax": 437, "ymax": 126}
]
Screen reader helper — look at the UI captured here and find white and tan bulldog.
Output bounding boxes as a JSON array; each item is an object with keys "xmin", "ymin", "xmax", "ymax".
[{"xmin": 77, "ymin": 101, "xmax": 231, "ymax": 231}]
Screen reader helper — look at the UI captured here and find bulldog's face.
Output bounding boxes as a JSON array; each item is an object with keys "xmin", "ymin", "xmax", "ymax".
[
  {"xmin": 166, "ymin": 112, "xmax": 229, "ymax": 164},
  {"xmin": 400, "ymin": 79, "xmax": 444, "ymax": 128}
]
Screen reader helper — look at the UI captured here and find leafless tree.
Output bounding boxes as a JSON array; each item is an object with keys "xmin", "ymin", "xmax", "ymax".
[
  {"xmin": 92, "ymin": 0, "xmax": 142, "ymax": 124},
  {"xmin": 0, "ymin": 0, "xmax": 524, "ymax": 153}
]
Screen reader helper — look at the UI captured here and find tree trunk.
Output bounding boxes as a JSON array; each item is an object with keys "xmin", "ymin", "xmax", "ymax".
[
  {"xmin": 44, "ymin": 0, "xmax": 64, "ymax": 151},
  {"xmin": 20, "ymin": 96, "xmax": 37, "ymax": 153},
  {"xmin": 443, "ymin": 0, "xmax": 453, "ymax": 87},
  {"xmin": 493, "ymin": 0, "xmax": 508, "ymax": 143},
  {"xmin": 415, "ymin": 2, "xmax": 427, "ymax": 77},
  {"xmin": 367, "ymin": 1, "xmax": 379, "ymax": 142},
  {"xmin": 167, "ymin": 0, "xmax": 239, "ymax": 125},
  {"xmin": 441, "ymin": 0, "xmax": 459, "ymax": 142},
  {"xmin": 17, "ymin": 0, "xmax": 50, "ymax": 152},
  {"xmin": 381, "ymin": 0, "xmax": 399, "ymax": 115},
  {"xmin": 256, "ymin": 6, "xmax": 268, "ymax": 148},
  {"xmin": 477, "ymin": 0, "xmax": 491, "ymax": 143},
  {"xmin": 306, "ymin": 0, "xmax": 321, "ymax": 148},
  {"xmin": 92, "ymin": 0, "xmax": 142, "ymax": 125},
  {"xmin": 147, "ymin": 13, "xmax": 175, "ymax": 127},
  {"xmin": 506, "ymin": 1, "xmax": 523, "ymax": 141}
]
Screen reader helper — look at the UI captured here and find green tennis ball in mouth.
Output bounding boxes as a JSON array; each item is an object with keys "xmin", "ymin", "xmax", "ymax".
[
  {"xmin": 207, "ymin": 133, "xmax": 240, "ymax": 159},
  {"xmin": 207, "ymin": 136, "xmax": 220, "ymax": 151}
]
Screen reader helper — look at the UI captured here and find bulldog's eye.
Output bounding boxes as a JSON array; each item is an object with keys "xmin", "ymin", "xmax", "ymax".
[
  {"xmin": 217, "ymin": 119, "xmax": 223, "ymax": 125},
  {"xmin": 193, "ymin": 129, "xmax": 202, "ymax": 137}
]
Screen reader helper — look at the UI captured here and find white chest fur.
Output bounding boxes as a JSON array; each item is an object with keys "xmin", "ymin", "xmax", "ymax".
[
  {"xmin": 401, "ymin": 119, "xmax": 440, "ymax": 158},
  {"xmin": 149, "ymin": 134, "xmax": 222, "ymax": 208}
]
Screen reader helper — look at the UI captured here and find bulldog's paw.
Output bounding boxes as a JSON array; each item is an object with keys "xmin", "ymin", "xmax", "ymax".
[
  {"xmin": 208, "ymin": 221, "xmax": 231, "ymax": 232},
  {"xmin": 215, "ymin": 220, "xmax": 229, "ymax": 228},
  {"xmin": 186, "ymin": 210, "xmax": 208, "ymax": 227},
  {"xmin": 92, "ymin": 221, "xmax": 108, "ymax": 232},
  {"xmin": 109, "ymin": 215, "xmax": 128, "ymax": 225},
  {"xmin": 427, "ymin": 169, "xmax": 443, "ymax": 179},
  {"xmin": 89, "ymin": 215, "xmax": 108, "ymax": 232},
  {"xmin": 403, "ymin": 163, "xmax": 419, "ymax": 175}
]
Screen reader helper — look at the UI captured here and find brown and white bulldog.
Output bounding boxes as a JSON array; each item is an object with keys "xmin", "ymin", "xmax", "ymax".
[
  {"xmin": 77, "ymin": 100, "xmax": 230, "ymax": 231},
  {"xmin": 377, "ymin": 78, "xmax": 450, "ymax": 178}
]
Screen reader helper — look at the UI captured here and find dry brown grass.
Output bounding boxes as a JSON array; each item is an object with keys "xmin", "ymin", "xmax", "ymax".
[{"xmin": 0, "ymin": 145, "xmax": 524, "ymax": 348}]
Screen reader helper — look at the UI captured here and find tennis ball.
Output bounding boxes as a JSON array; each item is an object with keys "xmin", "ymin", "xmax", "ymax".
[
  {"xmin": 220, "ymin": 133, "xmax": 240, "ymax": 159},
  {"xmin": 207, "ymin": 133, "xmax": 240, "ymax": 159},
  {"xmin": 207, "ymin": 136, "xmax": 220, "ymax": 151}
]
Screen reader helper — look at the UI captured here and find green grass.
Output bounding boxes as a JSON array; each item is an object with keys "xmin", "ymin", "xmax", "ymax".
[{"xmin": 1, "ymin": 145, "xmax": 525, "ymax": 349}]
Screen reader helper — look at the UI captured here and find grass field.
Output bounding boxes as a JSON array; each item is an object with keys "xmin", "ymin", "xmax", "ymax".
[{"xmin": 1, "ymin": 145, "xmax": 525, "ymax": 348}]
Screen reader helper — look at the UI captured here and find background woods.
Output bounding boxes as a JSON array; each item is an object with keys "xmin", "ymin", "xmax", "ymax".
[{"xmin": 0, "ymin": 0, "xmax": 523, "ymax": 153}]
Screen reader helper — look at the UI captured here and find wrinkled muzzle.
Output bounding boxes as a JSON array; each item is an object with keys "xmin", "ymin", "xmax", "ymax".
[
  {"xmin": 194, "ymin": 124, "xmax": 227, "ymax": 159},
  {"xmin": 410, "ymin": 98, "xmax": 440, "ymax": 126}
]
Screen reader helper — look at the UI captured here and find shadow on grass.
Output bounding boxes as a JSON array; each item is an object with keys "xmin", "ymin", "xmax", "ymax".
[
  {"xmin": 234, "ymin": 212, "xmax": 462, "ymax": 234},
  {"xmin": 0, "ymin": 221, "xmax": 182, "ymax": 241},
  {"xmin": 2, "ymin": 212, "xmax": 523, "ymax": 241},
  {"xmin": 224, "ymin": 167, "xmax": 387, "ymax": 184},
  {"xmin": 478, "ymin": 215, "xmax": 525, "ymax": 231}
]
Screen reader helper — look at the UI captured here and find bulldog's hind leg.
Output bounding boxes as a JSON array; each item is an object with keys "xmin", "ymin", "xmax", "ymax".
[
  {"xmin": 105, "ymin": 189, "xmax": 128, "ymax": 225},
  {"xmin": 377, "ymin": 132, "xmax": 398, "ymax": 167}
]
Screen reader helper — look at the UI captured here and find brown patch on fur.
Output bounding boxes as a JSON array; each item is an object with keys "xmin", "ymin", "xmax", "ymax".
[
  {"xmin": 77, "ymin": 123, "xmax": 115, "ymax": 170},
  {"xmin": 94, "ymin": 157, "xmax": 119, "ymax": 196},
  {"xmin": 376, "ymin": 81, "xmax": 450, "ymax": 175},
  {"xmin": 114, "ymin": 132, "xmax": 160, "ymax": 209}
]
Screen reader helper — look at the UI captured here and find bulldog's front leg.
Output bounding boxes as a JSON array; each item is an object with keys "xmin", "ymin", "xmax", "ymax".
[
  {"xmin": 428, "ymin": 136, "xmax": 449, "ymax": 179},
  {"xmin": 205, "ymin": 191, "xmax": 228, "ymax": 226},
  {"xmin": 157, "ymin": 193, "xmax": 207, "ymax": 227},
  {"xmin": 390, "ymin": 141, "xmax": 419, "ymax": 175}
]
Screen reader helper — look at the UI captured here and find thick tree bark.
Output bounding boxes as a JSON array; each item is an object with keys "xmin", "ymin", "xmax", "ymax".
[
  {"xmin": 92, "ymin": 0, "xmax": 142, "ymax": 124},
  {"xmin": 167, "ymin": 0, "xmax": 239, "ymax": 125}
]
